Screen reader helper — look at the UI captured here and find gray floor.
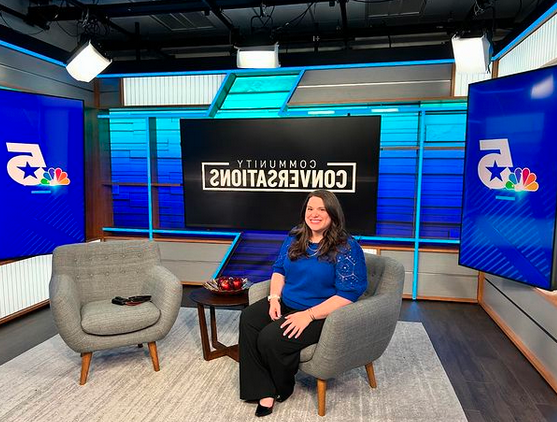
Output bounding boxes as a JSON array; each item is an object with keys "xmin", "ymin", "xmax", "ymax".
[
  {"xmin": 0, "ymin": 306, "xmax": 57, "ymax": 366},
  {"xmin": 1, "ymin": 288, "xmax": 557, "ymax": 422}
]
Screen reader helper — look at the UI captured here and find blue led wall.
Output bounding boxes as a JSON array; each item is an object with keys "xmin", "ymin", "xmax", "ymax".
[
  {"xmin": 107, "ymin": 107, "xmax": 466, "ymax": 240},
  {"xmin": 421, "ymin": 112, "xmax": 466, "ymax": 239},
  {"xmin": 109, "ymin": 116, "xmax": 185, "ymax": 229},
  {"xmin": 154, "ymin": 118, "xmax": 185, "ymax": 228}
]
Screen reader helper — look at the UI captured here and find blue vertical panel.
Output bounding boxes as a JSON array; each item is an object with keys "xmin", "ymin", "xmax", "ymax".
[
  {"xmin": 109, "ymin": 119, "xmax": 148, "ymax": 182},
  {"xmin": 412, "ymin": 111, "xmax": 426, "ymax": 299},
  {"xmin": 112, "ymin": 185, "xmax": 149, "ymax": 228},
  {"xmin": 157, "ymin": 186, "xmax": 185, "ymax": 228},
  {"xmin": 155, "ymin": 117, "xmax": 185, "ymax": 228},
  {"xmin": 420, "ymin": 112, "xmax": 466, "ymax": 239},
  {"xmin": 155, "ymin": 117, "xmax": 183, "ymax": 184},
  {"xmin": 109, "ymin": 118, "xmax": 149, "ymax": 228},
  {"xmin": 376, "ymin": 113, "xmax": 419, "ymax": 237}
]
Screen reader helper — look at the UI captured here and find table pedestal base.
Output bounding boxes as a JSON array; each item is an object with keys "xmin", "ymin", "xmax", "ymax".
[{"xmin": 196, "ymin": 304, "xmax": 239, "ymax": 362}]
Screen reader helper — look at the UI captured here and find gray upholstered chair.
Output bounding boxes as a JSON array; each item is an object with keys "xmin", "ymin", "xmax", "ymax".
[
  {"xmin": 49, "ymin": 240, "xmax": 183, "ymax": 385},
  {"xmin": 248, "ymin": 253, "xmax": 405, "ymax": 416}
]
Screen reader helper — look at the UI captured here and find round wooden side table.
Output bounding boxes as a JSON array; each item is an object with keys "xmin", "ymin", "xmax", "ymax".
[{"xmin": 189, "ymin": 288, "xmax": 248, "ymax": 362}]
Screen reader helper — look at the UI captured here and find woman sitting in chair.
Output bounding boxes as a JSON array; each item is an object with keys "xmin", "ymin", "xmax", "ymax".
[{"xmin": 239, "ymin": 189, "xmax": 368, "ymax": 417}]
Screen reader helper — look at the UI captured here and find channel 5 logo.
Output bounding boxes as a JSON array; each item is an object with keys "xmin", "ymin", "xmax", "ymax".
[
  {"xmin": 477, "ymin": 138, "xmax": 539, "ymax": 192},
  {"xmin": 6, "ymin": 142, "xmax": 71, "ymax": 186}
]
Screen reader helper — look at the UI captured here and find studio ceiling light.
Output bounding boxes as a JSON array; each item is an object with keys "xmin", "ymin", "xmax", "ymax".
[
  {"xmin": 451, "ymin": 33, "xmax": 492, "ymax": 74},
  {"xmin": 236, "ymin": 44, "xmax": 280, "ymax": 69},
  {"xmin": 66, "ymin": 41, "xmax": 112, "ymax": 82}
]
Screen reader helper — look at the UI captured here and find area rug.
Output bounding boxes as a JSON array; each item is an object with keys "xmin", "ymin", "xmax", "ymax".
[{"xmin": 0, "ymin": 308, "xmax": 466, "ymax": 422}]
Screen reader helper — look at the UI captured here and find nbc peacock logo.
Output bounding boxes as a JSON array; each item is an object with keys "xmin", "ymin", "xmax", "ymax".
[
  {"xmin": 40, "ymin": 167, "xmax": 70, "ymax": 186},
  {"xmin": 504, "ymin": 167, "xmax": 539, "ymax": 192}
]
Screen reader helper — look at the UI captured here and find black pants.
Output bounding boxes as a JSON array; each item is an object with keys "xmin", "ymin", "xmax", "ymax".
[{"xmin": 239, "ymin": 298, "xmax": 325, "ymax": 401}]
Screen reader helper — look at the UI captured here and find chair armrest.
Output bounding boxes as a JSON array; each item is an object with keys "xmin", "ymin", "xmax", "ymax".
[
  {"xmin": 300, "ymin": 292, "xmax": 402, "ymax": 380},
  {"xmin": 49, "ymin": 274, "xmax": 85, "ymax": 352},
  {"xmin": 145, "ymin": 265, "xmax": 183, "ymax": 327},
  {"xmin": 248, "ymin": 280, "xmax": 270, "ymax": 304}
]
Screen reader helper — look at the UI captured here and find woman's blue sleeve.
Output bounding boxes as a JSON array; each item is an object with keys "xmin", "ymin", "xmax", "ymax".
[
  {"xmin": 271, "ymin": 236, "xmax": 293, "ymax": 276},
  {"xmin": 334, "ymin": 238, "xmax": 368, "ymax": 302}
]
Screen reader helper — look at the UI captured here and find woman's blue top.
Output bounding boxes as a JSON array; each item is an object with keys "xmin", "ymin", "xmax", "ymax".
[{"xmin": 271, "ymin": 235, "xmax": 368, "ymax": 310}]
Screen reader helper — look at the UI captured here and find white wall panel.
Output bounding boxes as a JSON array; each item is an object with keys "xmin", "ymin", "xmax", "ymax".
[
  {"xmin": 0, "ymin": 255, "xmax": 51, "ymax": 319},
  {"xmin": 123, "ymin": 74, "xmax": 226, "ymax": 106},
  {"xmin": 498, "ymin": 13, "xmax": 557, "ymax": 77},
  {"xmin": 380, "ymin": 250, "xmax": 478, "ymax": 300},
  {"xmin": 453, "ymin": 71, "xmax": 492, "ymax": 97},
  {"xmin": 381, "ymin": 250, "xmax": 414, "ymax": 296}
]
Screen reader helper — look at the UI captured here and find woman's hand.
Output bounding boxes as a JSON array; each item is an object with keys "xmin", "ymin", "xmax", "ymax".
[
  {"xmin": 269, "ymin": 298, "xmax": 282, "ymax": 320},
  {"xmin": 280, "ymin": 311, "xmax": 312, "ymax": 339}
]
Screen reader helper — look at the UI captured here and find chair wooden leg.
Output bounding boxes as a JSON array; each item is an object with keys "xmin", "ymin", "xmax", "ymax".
[
  {"xmin": 80, "ymin": 352, "xmax": 92, "ymax": 385},
  {"xmin": 148, "ymin": 341, "xmax": 160, "ymax": 372},
  {"xmin": 317, "ymin": 378, "xmax": 327, "ymax": 417},
  {"xmin": 365, "ymin": 362, "xmax": 377, "ymax": 388}
]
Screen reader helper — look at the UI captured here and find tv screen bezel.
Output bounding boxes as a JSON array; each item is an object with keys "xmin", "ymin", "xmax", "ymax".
[
  {"xmin": 179, "ymin": 115, "xmax": 381, "ymax": 235},
  {"xmin": 458, "ymin": 65, "xmax": 557, "ymax": 291},
  {"xmin": 0, "ymin": 87, "xmax": 86, "ymax": 262}
]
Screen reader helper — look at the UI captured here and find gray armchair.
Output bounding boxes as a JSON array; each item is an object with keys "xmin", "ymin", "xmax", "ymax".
[
  {"xmin": 49, "ymin": 240, "xmax": 183, "ymax": 385},
  {"xmin": 248, "ymin": 253, "xmax": 405, "ymax": 416}
]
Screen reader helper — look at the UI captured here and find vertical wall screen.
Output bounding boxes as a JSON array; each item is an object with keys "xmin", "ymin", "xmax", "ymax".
[
  {"xmin": 109, "ymin": 118, "xmax": 149, "ymax": 228},
  {"xmin": 377, "ymin": 112, "xmax": 419, "ymax": 237},
  {"xmin": 421, "ymin": 111, "xmax": 466, "ymax": 239},
  {"xmin": 153, "ymin": 118, "xmax": 185, "ymax": 228}
]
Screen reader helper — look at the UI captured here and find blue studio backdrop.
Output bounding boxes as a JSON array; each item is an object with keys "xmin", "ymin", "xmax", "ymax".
[
  {"xmin": 0, "ymin": 89, "xmax": 84, "ymax": 260},
  {"xmin": 105, "ymin": 101, "xmax": 467, "ymax": 286},
  {"xmin": 459, "ymin": 66, "xmax": 557, "ymax": 290}
]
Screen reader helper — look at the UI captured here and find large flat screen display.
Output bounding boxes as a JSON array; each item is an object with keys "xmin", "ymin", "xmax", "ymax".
[
  {"xmin": 459, "ymin": 66, "xmax": 557, "ymax": 290},
  {"xmin": 0, "ymin": 89, "xmax": 84, "ymax": 260},
  {"xmin": 181, "ymin": 116, "xmax": 381, "ymax": 235}
]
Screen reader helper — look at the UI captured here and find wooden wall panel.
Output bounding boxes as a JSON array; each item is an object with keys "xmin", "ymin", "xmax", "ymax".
[{"xmin": 85, "ymin": 110, "xmax": 113, "ymax": 239}]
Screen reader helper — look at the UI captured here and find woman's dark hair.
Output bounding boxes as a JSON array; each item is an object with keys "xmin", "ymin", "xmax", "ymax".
[{"xmin": 288, "ymin": 189, "xmax": 349, "ymax": 261}]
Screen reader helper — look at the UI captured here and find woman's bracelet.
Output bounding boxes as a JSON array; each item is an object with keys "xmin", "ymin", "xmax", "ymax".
[{"xmin": 308, "ymin": 307, "xmax": 316, "ymax": 321}]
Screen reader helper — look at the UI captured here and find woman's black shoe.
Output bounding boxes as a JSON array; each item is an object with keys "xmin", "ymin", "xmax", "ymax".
[
  {"xmin": 276, "ymin": 393, "xmax": 291, "ymax": 403},
  {"xmin": 255, "ymin": 404, "xmax": 273, "ymax": 417}
]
